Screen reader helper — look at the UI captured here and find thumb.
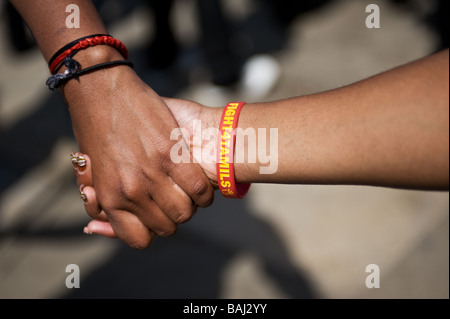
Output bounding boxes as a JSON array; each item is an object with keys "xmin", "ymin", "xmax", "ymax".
[{"xmin": 162, "ymin": 97, "xmax": 203, "ymax": 129}]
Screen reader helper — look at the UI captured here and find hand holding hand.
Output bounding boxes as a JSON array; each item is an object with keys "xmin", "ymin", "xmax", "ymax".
[
  {"xmin": 65, "ymin": 64, "xmax": 215, "ymax": 249},
  {"xmin": 71, "ymin": 97, "xmax": 221, "ymax": 241}
]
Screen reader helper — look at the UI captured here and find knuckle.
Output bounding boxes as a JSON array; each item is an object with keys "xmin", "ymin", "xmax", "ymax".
[
  {"xmin": 99, "ymin": 182, "xmax": 142, "ymax": 212},
  {"xmin": 126, "ymin": 232, "xmax": 156, "ymax": 250},
  {"xmin": 190, "ymin": 179, "xmax": 211, "ymax": 198},
  {"xmin": 118, "ymin": 181, "xmax": 142, "ymax": 203},
  {"xmin": 99, "ymin": 196, "xmax": 124, "ymax": 213},
  {"xmin": 157, "ymin": 225, "xmax": 177, "ymax": 238},
  {"xmin": 129, "ymin": 239, "xmax": 152, "ymax": 250},
  {"xmin": 175, "ymin": 213, "xmax": 190, "ymax": 224},
  {"xmin": 174, "ymin": 206, "xmax": 197, "ymax": 224}
]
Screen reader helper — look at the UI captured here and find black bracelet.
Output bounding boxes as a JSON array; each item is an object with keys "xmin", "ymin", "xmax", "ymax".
[
  {"xmin": 46, "ymin": 57, "xmax": 134, "ymax": 91},
  {"xmin": 48, "ymin": 34, "xmax": 110, "ymax": 69}
]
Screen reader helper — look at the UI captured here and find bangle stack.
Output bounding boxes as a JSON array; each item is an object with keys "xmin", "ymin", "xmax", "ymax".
[{"xmin": 46, "ymin": 34, "xmax": 133, "ymax": 91}]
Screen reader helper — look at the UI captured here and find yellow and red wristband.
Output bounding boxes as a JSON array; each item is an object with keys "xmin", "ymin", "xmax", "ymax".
[{"xmin": 216, "ymin": 102, "xmax": 251, "ymax": 199}]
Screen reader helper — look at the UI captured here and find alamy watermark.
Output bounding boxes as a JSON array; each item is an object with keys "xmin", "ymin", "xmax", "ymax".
[
  {"xmin": 170, "ymin": 120, "xmax": 279, "ymax": 175},
  {"xmin": 66, "ymin": 4, "xmax": 80, "ymax": 29},
  {"xmin": 365, "ymin": 264, "xmax": 380, "ymax": 289},
  {"xmin": 65, "ymin": 264, "xmax": 80, "ymax": 289},
  {"xmin": 366, "ymin": 4, "xmax": 381, "ymax": 29}
]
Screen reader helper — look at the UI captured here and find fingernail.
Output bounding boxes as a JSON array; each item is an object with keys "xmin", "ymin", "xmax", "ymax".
[
  {"xmin": 83, "ymin": 227, "xmax": 93, "ymax": 235},
  {"xmin": 80, "ymin": 192, "xmax": 88, "ymax": 203},
  {"xmin": 71, "ymin": 153, "xmax": 78, "ymax": 165},
  {"xmin": 79, "ymin": 185, "xmax": 88, "ymax": 203},
  {"xmin": 76, "ymin": 155, "xmax": 86, "ymax": 167}
]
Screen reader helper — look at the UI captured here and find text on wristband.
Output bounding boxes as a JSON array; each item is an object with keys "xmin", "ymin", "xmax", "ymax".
[{"xmin": 170, "ymin": 121, "xmax": 278, "ymax": 175}]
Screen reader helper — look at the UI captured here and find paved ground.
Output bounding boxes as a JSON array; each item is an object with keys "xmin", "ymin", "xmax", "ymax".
[{"xmin": 0, "ymin": 0, "xmax": 448, "ymax": 299}]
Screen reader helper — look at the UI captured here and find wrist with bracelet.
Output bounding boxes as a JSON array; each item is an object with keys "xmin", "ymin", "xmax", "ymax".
[
  {"xmin": 50, "ymin": 35, "xmax": 251, "ymax": 199},
  {"xmin": 216, "ymin": 102, "xmax": 251, "ymax": 199},
  {"xmin": 46, "ymin": 34, "xmax": 133, "ymax": 91}
]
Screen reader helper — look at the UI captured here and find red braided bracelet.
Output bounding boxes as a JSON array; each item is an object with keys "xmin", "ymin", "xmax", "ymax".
[{"xmin": 49, "ymin": 35, "xmax": 129, "ymax": 74}]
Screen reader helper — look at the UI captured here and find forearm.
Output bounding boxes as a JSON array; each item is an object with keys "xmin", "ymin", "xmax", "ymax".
[
  {"xmin": 9, "ymin": 0, "xmax": 107, "ymax": 62},
  {"xmin": 234, "ymin": 49, "xmax": 449, "ymax": 190},
  {"xmin": 9, "ymin": 0, "xmax": 134, "ymax": 129}
]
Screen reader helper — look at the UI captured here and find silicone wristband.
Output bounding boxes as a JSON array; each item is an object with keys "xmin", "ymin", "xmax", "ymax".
[{"xmin": 216, "ymin": 102, "xmax": 251, "ymax": 199}]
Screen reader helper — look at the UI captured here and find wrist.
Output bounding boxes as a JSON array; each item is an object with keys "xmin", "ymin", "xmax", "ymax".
[
  {"xmin": 192, "ymin": 106, "xmax": 223, "ymax": 184},
  {"xmin": 231, "ymin": 102, "xmax": 274, "ymax": 184},
  {"xmin": 210, "ymin": 102, "xmax": 253, "ymax": 199},
  {"xmin": 198, "ymin": 104, "xmax": 260, "ymax": 185},
  {"xmin": 63, "ymin": 44, "xmax": 125, "ymax": 70},
  {"xmin": 60, "ymin": 45, "xmax": 135, "ymax": 109}
]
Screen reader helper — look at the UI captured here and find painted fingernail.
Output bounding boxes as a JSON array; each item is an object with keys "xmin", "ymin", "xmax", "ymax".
[
  {"xmin": 76, "ymin": 155, "xmax": 86, "ymax": 167},
  {"xmin": 80, "ymin": 192, "xmax": 87, "ymax": 203},
  {"xmin": 71, "ymin": 153, "xmax": 78, "ymax": 165},
  {"xmin": 79, "ymin": 185, "xmax": 88, "ymax": 203}
]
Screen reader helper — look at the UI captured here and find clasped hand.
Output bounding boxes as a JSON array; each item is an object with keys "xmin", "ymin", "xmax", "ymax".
[{"xmin": 66, "ymin": 67, "xmax": 216, "ymax": 249}]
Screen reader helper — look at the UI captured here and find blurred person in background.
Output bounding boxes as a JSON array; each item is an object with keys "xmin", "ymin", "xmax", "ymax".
[{"xmin": 5, "ymin": 0, "xmax": 447, "ymax": 94}]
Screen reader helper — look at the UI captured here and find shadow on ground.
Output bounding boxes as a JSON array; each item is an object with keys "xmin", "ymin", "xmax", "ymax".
[{"xmin": 61, "ymin": 195, "xmax": 317, "ymax": 299}]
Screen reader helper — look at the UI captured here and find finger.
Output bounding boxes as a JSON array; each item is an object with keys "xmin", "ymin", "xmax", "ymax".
[
  {"xmin": 84, "ymin": 220, "xmax": 117, "ymax": 238},
  {"xmin": 106, "ymin": 209, "xmax": 157, "ymax": 250},
  {"xmin": 94, "ymin": 172, "xmax": 180, "ymax": 238},
  {"xmin": 169, "ymin": 162, "xmax": 215, "ymax": 208},
  {"xmin": 80, "ymin": 185, "xmax": 108, "ymax": 221},
  {"xmin": 152, "ymin": 179, "xmax": 198, "ymax": 224},
  {"xmin": 72, "ymin": 152, "xmax": 94, "ymax": 187},
  {"xmin": 131, "ymin": 199, "xmax": 179, "ymax": 238}
]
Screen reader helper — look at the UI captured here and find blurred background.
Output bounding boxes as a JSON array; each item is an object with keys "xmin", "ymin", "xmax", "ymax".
[{"xmin": 0, "ymin": 0, "xmax": 448, "ymax": 299}]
